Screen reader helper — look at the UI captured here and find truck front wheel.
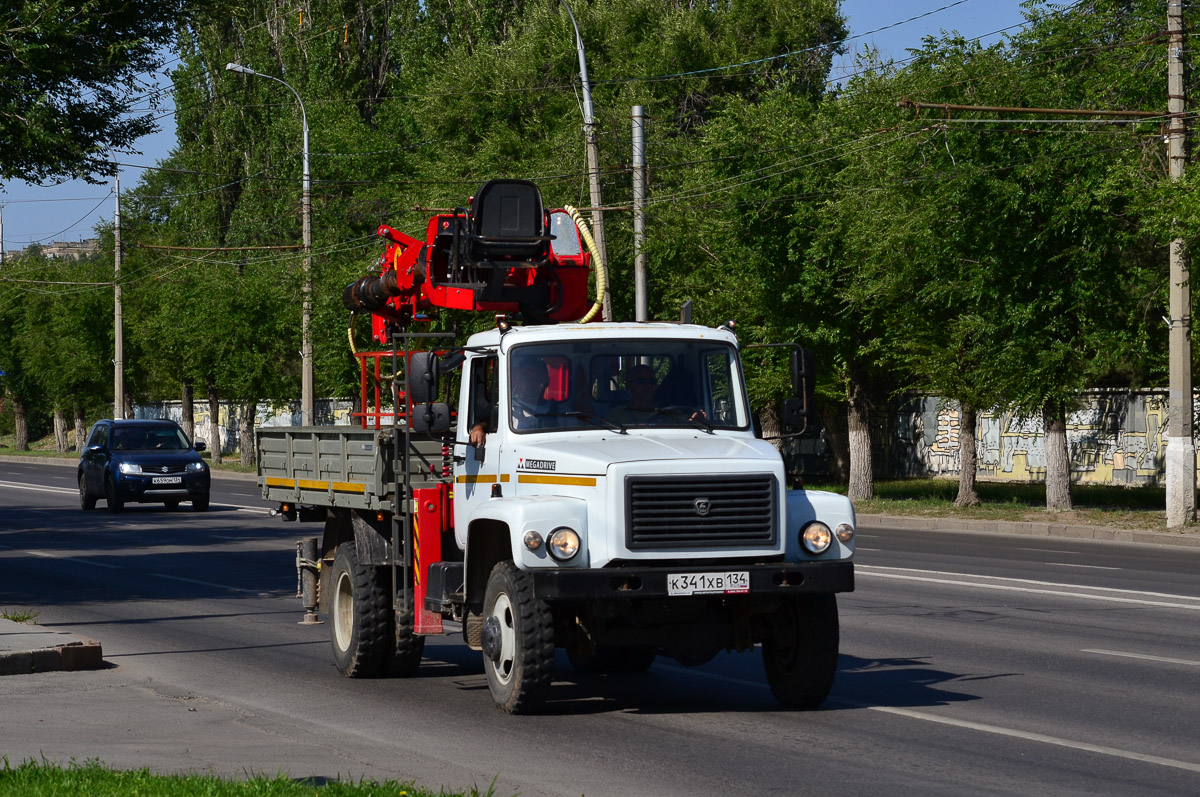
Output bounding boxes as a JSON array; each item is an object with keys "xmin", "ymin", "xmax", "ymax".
[
  {"xmin": 762, "ymin": 594, "xmax": 839, "ymax": 709},
  {"xmin": 481, "ymin": 561, "xmax": 554, "ymax": 714},
  {"xmin": 329, "ymin": 545, "xmax": 390, "ymax": 678}
]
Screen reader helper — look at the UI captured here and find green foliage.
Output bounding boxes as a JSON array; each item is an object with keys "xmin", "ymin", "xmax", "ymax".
[{"xmin": 0, "ymin": 1, "xmax": 182, "ymax": 185}]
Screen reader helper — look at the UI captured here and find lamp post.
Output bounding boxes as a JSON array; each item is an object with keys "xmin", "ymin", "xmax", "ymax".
[
  {"xmin": 226, "ymin": 62, "xmax": 314, "ymax": 426},
  {"xmin": 558, "ymin": 1, "xmax": 612, "ymax": 322}
]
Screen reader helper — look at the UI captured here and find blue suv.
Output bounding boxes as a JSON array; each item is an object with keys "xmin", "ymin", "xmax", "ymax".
[{"xmin": 79, "ymin": 419, "xmax": 211, "ymax": 512}]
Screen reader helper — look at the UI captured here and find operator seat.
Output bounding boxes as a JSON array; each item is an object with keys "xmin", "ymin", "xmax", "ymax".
[{"xmin": 467, "ymin": 179, "xmax": 550, "ymax": 264}]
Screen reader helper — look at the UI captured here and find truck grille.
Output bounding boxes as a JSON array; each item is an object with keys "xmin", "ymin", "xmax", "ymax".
[{"xmin": 625, "ymin": 474, "xmax": 777, "ymax": 550}]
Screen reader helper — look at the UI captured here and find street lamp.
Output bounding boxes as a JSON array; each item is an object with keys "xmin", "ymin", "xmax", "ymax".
[
  {"xmin": 226, "ymin": 62, "xmax": 314, "ymax": 427},
  {"xmin": 558, "ymin": 1, "xmax": 612, "ymax": 322}
]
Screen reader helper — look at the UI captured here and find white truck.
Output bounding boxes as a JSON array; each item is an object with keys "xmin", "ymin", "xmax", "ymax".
[{"xmin": 256, "ymin": 181, "xmax": 854, "ymax": 713}]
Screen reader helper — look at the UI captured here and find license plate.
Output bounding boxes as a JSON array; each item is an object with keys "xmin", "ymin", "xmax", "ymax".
[
  {"xmin": 151, "ymin": 476, "xmax": 182, "ymax": 485},
  {"xmin": 667, "ymin": 571, "xmax": 750, "ymax": 596}
]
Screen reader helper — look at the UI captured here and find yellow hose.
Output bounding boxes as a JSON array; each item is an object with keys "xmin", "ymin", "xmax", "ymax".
[{"xmin": 563, "ymin": 204, "xmax": 607, "ymax": 323}]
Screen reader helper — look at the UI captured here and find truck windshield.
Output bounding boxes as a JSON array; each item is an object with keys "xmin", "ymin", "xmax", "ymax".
[{"xmin": 509, "ymin": 339, "xmax": 750, "ymax": 433}]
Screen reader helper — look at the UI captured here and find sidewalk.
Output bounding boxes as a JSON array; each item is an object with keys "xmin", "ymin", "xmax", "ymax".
[
  {"xmin": 0, "ymin": 619, "xmax": 104, "ymax": 675},
  {"xmin": 857, "ymin": 513, "xmax": 1200, "ymax": 548}
]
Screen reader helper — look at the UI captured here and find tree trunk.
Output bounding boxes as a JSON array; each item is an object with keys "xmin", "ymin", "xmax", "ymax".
[
  {"xmin": 820, "ymin": 403, "xmax": 850, "ymax": 483},
  {"xmin": 239, "ymin": 399, "xmax": 256, "ymax": 468},
  {"xmin": 1043, "ymin": 401, "xmax": 1072, "ymax": 512},
  {"xmin": 207, "ymin": 384, "xmax": 222, "ymax": 465},
  {"xmin": 954, "ymin": 402, "xmax": 981, "ymax": 507},
  {"xmin": 53, "ymin": 407, "xmax": 69, "ymax": 453},
  {"xmin": 74, "ymin": 405, "xmax": 87, "ymax": 452},
  {"xmin": 847, "ymin": 375, "xmax": 874, "ymax": 501},
  {"xmin": 759, "ymin": 403, "xmax": 782, "ymax": 452},
  {"xmin": 13, "ymin": 397, "xmax": 28, "ymax": 451},
  {"xmin": 181, "ymin": 379, "xmax": 195, "ymax": 443}
]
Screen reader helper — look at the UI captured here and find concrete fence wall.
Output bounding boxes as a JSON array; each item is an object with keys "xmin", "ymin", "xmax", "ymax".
[{"xmin": 134, "ymin": 400, "xmax": 354, "ymax": 456}]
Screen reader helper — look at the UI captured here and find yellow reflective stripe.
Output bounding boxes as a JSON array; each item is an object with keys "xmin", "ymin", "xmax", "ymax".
[
  {"xmin": 517, "ymin": 474, "xmax": 597, "ymax": 487},
  {"xmin": 455, "ymin": 474, "xmax": 497, "ymax": 484},
  {"xmin": 500, "ymin": 473, "xmax": 510, "ymax": 482},
  {"xmin": 266, "ymin": 477, "xmax": 365, "ymax": 494}
]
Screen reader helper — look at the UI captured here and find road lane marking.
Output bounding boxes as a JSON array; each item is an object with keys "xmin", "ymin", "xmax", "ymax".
[
  {"xmin": 28, "ymin": 550, "xmax": 120, "ymax": 569},
  {"xmin": 857, "ymin": 565, "xmax": 1200, "ymax": 610},
  {"xmin": 0, "ymin": 480, "xmax": 74, "ymax": 494},
  {"xmin": 1044, "ymin": 563, "xmax": 1121, "ymax": 570},
  {"xmin": 149, "ymin": 573, "xmax": 268, "ymax": 595},
  {"xmin": 655, "ymin": 664, "xmax": 1200, "ymax": 774},
  {"xmin": 1083, "ymin": 649, "xmax": 1200, "ymax": 666}
]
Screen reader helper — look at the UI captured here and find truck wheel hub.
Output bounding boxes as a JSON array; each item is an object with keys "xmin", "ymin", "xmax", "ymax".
[{"xmin": 481, "ymin": 615, "xmax": 503, "ymax": 663}]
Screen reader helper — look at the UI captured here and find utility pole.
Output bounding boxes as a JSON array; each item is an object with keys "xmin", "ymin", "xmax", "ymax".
[
  {"xmin": 114, "ymin": 170, "xmax": 125, "ymax": 420},
  {"xmin": 560, "ymin": 0, "xmax": 612, "ymax": 321},
  {"xmin": 1, "ymin": 204, "xmax": 5, "ymax": 266},
  {"xmin": 1166, "ymin": 0, "xmax": 1195, "ymax": 526},
  {"xmin": 632, "ymin": 106, "xmax": 647, "ymax": 322}
]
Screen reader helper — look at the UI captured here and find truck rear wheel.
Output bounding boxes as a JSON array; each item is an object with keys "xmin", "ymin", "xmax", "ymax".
[
  {"xmin": 762, "ymin": 594, "xmax": 839, "ymax": 709},
  {"xmin": 481, "ymin": 561, "xmax": 554, "ymax": 714},
  {"xmin": 329, "ymin": 545, "xmax": 391, "ymax": 678},
  {"xmin": 386, "ymin": 575, "xmax": 425, "ymax": 677}
]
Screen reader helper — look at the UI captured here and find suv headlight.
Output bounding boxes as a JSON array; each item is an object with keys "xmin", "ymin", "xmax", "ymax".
[
  {"xmin": 186, "ymin": 462, "xmax": 207, "ymax": 473},
  {"xmin": 801, "ymin": 522, "xmax": 833, "ymax": 555},
  {"xmin": 546, "ymin": 527, "xmax": 581, "ymax": 561},
  {"xmin": 118, "ymin": 463, "xmax": 142, "ymax": 475}
]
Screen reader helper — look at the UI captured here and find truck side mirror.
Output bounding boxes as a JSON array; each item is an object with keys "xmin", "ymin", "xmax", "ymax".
[
  {"xmin": 409, "ymin": 352, "xmax": 439, "ymax": 404},
  {"xmin": 411, "ymin": 402, "xmax": 451, "ymax": 433}
]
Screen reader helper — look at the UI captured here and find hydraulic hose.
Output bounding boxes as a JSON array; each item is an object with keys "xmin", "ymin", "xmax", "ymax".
[{"xmin": 563, "ymin": 204, "xmax": 607, "ymax": 323}]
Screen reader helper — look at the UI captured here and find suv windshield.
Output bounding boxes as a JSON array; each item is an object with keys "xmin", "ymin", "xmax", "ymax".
[
  {"xmin": 509, "ymin": 338, "xmax": 749, "ymax": 433},
  {"xmin": 110, "ymin": 425, "xmax": 191, "ymax": 451}
]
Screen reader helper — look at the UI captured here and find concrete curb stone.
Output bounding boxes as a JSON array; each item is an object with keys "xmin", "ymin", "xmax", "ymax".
[
  {"xmin": 0, "ymin": 620, "xmax": 104, "ymax": 676},
  {"xmin": 857, "ymin": 513, "xmax": 1200, "ymax": 547}
]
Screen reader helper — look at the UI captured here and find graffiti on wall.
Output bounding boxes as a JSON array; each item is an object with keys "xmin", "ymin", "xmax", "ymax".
[
  {"xmin": 135, "ymin": 400, "xmax": 353, "ymax": 455},
  {"xmin": 896, "ymin": 391, "xmax": 1187, "ymax": 487}
]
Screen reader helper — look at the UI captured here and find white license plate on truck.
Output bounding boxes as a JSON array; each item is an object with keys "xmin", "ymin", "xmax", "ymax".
[
  {"xmin": 151, "ymin": 476, "xmax": 182, "ymax": 485},
  {"xmin": 667, "ymin": 571, "xmax": 750, "ymax": 596}
]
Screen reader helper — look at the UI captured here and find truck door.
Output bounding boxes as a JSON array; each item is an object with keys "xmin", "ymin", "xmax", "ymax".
[{"xmin": 453, "ymin": 353, "xmax": 499, "ymax": 549}]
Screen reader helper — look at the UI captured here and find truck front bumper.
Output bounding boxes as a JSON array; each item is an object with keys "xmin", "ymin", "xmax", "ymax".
[{"xmin": 530, "ymin": 560, "xmax": 853, "ymax": 601}]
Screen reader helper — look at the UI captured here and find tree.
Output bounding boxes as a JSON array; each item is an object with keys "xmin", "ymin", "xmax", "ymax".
[{"xmin": 0, "ymin": 0, "xmax": 182, "ymax": 185}]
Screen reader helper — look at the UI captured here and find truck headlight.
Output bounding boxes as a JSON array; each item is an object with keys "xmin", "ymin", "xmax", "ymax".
[
  {"xmin": 835, "ymin": 523, "xmax": 855, "ymax": 543},
  {"xmin": 801, "ymin": 522, "xmax": 833, "ymax": 555},
  {"xmin": 546, "ymin": 527, "xmax": 580, "ymax": 561},
  {"xmin": 118, "ymin": 463, "xmax": 142, "ymax": 475}
]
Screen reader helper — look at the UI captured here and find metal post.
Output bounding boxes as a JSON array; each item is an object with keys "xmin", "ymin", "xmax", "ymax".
[
  {"xmin": 297, "ymin": 537, "xmax": 322, "ymax": 624},
  {"xmin": 113, "ymin": 170, "xmax": 125, "ymax": 419},
  {"xmin": 560, "ymin": 1, "xmax": 612, "ymax": 321},
  {"xmin": 632, "ymin": 106, "xmax": 647, "ymax": 322},
  {"xmin": 1166, "ymin": 1, "xmax": 1195, "ymax": 527},
  {"xmin": 226, "ymin": 63, "xmax": 314, "ymax": 426}
]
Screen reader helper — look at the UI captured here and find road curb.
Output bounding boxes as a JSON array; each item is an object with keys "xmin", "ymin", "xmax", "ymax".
[
  {"xmin": 0, "ymin": 620, "xmax": 104, "ymax": 676},
  {"xmin": 0, "ymin": 453, "xmax": 257, "ymax": 481},
  {"xmin": 857, "ymin": 513, "xmax": 1200, "ymax": 548}
]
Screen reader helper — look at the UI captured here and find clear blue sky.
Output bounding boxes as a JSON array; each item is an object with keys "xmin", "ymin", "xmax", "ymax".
[{"xmin": 0, "ymin": 0, "xmax": 1030, "ymax": 254}]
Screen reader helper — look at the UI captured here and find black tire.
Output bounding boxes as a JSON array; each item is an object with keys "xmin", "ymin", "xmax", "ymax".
[
  {"xmin": 329, "ymin": 545, "xmax": 391, "ymax": 677},
  {"xmin": 567, "ymin": 643, "xmax": 656, "ymax": 674},
  {"xmin": 104, "ymin": 476, "xmax": 124, "ymax": 513},
  {"xmin": 481, "ymin": 561, "xmax": 554, "ymax": 714},
  {"xmin": 79, "ymin": 475, "xmax": 97, "ymax": 511},
  {"xmin": 762, "ymin": 594, "xmax": 839, "ymax": 709},
  {"xmin": 164, "ymin": 499, "xmax": 180, "ymax": 510},
  {"xmin": 384, "ymin": 566, "xmax": 425, "ymax": 677},
  {"xmin": 192, "ymin": 494, "xmax": 209, "ymax": 512}
]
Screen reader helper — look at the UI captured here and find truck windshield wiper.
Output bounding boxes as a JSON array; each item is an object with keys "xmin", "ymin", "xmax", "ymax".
[{"xmin": 565, "ymin": 411, "xmax": 628, "ymax": 434}]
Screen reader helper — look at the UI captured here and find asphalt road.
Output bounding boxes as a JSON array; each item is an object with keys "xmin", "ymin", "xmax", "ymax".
[{"xmin": 2, "ymin": 460, "xmax": 1199, "ymax": 795}]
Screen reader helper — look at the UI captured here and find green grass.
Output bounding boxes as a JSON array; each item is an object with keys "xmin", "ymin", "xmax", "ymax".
[
  {"xmin": 0, "ymin": 433, "xmax": 256, "ymax": 474},
  {"xmin": 0, "ymin": 759, "xmax": 492, "ymax": 797},
  {"xmin": 811, "ymin": 478, "xmax": 1179, "ymax": 532},
  {"xmin": 0, "ymin": 609, "xmax": 38, "ymax": 623}
]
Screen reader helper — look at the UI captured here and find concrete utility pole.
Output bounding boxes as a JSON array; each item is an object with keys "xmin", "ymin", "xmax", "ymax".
[
  {"xmin": 560, "ymin": 0, "xmax": 612, "ymax": 321},
  {"xmin": 114, "ymin": 170, "xmax": 125, "ymax": 419},
  {"xmin": 632, "ymin": 106, "xmax": 647, "ymax": 322},
  {"xmin": 1166, "ymin": 0, "xmax": 1196, "ymax": 527},
  {"xmin": 226, "ymin": 63, "xmax": 314, "ymax": 426}
]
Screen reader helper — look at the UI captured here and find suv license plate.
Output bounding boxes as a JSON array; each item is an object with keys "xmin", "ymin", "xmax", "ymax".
[
  {"xmin": 151, "ymin": 476, "xmax": 182, "ymax": 485},
  {"xmin": 667, "ymin": 571, "xmax": 750, "ymax": 596}
]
